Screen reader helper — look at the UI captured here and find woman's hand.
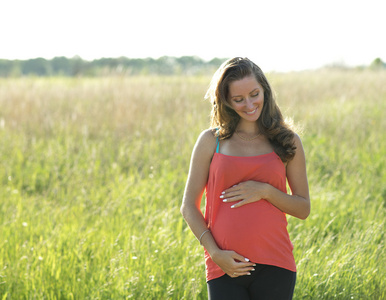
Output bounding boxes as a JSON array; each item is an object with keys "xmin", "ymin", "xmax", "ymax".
[
  {"xmin": 211, "ymin": 249, "xmax": 256, "ymax": 278},
  {"xmin": 220, "ymin": 181, "xmax": 269, "ymax": 209},
  {"xmin": 220, "ymin": 134, "xmax": 310, "ymax": 220}
]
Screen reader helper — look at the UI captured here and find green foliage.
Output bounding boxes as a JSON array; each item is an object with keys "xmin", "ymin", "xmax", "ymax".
[
  {"xmin": 0, "ymin": 71, "xmax": 385, "ymax": 299},
  {"xmin": 370, "ymin": 58, "xmax": 386, "ymax": 69},
  {"xmin": 0, "ymin": 56, "xmax": 225, "ymax": 77}
]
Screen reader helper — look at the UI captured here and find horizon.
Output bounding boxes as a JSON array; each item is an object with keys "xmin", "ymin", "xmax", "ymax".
[
  {"xmin": 0, "ymin": 54, "xmax": 380, "ymax": 73},
  {"xmin": 1, "ymin": 0, "xmax": 385, "ymax": 72}
]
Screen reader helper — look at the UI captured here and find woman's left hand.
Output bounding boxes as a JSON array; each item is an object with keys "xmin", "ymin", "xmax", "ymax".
[{"xmin": 220, "ymin": 181, "xmax": 270, "ymax": 208}]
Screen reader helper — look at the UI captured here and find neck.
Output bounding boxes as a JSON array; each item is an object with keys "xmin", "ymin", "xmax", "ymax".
[{"xmin": 236, "ymin": 122, "xmax": 259, "ymax": 135}]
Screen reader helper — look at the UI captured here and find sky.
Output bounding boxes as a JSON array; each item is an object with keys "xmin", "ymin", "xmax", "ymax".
[{"xmin": 0, "ymin": 0, "xmax": 385, "ymax": 72}]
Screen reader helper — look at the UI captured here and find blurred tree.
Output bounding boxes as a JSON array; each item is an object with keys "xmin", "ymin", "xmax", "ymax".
[
  {"xmin": 208, "ymin": 58, "xmax": 224, "ymax": 68},
  {"xmin": 51, "ymin": 56, "xmax": 72, "ymax": 76},
  {"xmin": 21, "ymin": 57, "xmax": 51, "ymax": 76},
  {"xmin": 0, "ymin": 56, "xmax": 228, "ymax": 77},
  {"xmin": 70, "ymin": 55, "xmax": 87, "ymax": 76},
  {"xmin": 370, "ymin": 58, "xmax": 385, "ymax": 69},
  {"xmin": 0, "ymin": 59, "xmax": 13, "ymax": 76}
]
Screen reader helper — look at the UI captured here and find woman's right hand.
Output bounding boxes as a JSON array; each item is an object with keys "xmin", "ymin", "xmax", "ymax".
[{"xmin": 211, "ymin": 249, "xmax": 256, "ymax": 278}]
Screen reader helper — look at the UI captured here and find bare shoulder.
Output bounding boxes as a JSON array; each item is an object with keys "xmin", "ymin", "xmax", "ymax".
[
  {"xmin": 196, "ymin": 128, "xmax": 216, "ymax": 149},
  {"xmin": 194, "ymin": 128, "xmax": 217, "ymax": 156},
  {"xmin": 289, "ymin": 133, "xmax": 306, "ymax": 165},
  {"xmin": 197, "ymin": 128, "xmax": 217, "ymax": 144},
  {"xmin": 293, "ymin": 133, "xmax": 304, "ymax": 149}
]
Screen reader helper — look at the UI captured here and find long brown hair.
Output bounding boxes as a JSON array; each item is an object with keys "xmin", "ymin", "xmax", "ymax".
[{"xmin": 205, "ymin": 57, "xmax": 296, "ymax": 162}]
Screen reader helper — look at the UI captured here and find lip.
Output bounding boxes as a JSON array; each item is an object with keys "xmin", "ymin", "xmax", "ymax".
[{"xmin": 245, "ymin": 108, "xmax": 257, "ymax": 115}]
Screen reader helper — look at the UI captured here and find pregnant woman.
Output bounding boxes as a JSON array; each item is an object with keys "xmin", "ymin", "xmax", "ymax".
[{"xmin": 180, "ymin": 57, "xmax": 310, "ymax": 300}]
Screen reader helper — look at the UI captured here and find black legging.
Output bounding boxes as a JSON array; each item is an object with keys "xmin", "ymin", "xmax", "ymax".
[{"xmin": 207, "ymin": 264, "xmax": 296, "ymax": 300}]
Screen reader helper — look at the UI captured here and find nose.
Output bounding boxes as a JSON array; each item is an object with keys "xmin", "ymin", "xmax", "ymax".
[{"xmin": 246, "ymin": 97, "xmax": 255, "ymax": 109}]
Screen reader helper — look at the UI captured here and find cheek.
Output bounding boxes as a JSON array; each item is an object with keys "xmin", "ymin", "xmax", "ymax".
[{"xmin": 231, "ymin": 103, "xmax": 243, "ymax": 111}]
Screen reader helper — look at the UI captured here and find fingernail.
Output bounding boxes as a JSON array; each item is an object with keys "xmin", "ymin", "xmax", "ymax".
[
  {"xmin": 251, "ymin": 268, "xmax": 255, "ymax": 271},
  {"xmin": 223, "ymin": 199, "xmax": 227, "ymax": 202},
  {"xmin": 245, "ymin": 258, "xmax": 250, "ymax": 262},
  {"xmin": 220, "ymin": 195, "xmax": 224, "ymax": 199},
  {"xmin": 247, "ymin": 272, "xmax": 251, "ymax": 275},
  {"xmin": 221, "ymin": 191, "xmax": 225, "ymax": 194},
  {"xmin": 231, "ymin": 205, "xmax": 235, "ymax": 208},
  {"xmin": 253, "ymin": 264, "xmax": 256, "ymax": 266}
]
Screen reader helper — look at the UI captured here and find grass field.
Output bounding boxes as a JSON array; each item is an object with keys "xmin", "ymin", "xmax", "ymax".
[{"xmin": 0, "ymin": 70, "xmax": 385, "ymax": 299}]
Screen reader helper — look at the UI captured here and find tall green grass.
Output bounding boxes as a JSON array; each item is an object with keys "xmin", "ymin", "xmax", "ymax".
[{"xmin": 0, "ymin": 71, "xmax": 384, "ymax": 299}]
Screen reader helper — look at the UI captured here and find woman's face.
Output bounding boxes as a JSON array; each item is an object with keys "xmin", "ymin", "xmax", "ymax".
[{"xmin": 228, "ymin": 75, "xmax": 264, "ymax": 123}]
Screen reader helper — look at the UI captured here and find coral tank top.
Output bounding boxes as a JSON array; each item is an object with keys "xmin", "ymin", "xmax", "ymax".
[{"xmin": 204, "ymin": 147, "xmax": 296, "ymax": 282}]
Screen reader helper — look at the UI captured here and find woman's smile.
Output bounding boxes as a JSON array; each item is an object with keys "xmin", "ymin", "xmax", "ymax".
[{"xmin": 245, "ymin": 108, "xmax": 257, "ymax": 115}]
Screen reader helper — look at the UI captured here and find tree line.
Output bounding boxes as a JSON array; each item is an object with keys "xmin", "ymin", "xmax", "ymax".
[
  {"xmin": 0, "ymin": 56, "xmax": 384, "ymax": 77},
  {"xmin": 0, "ymin": 56, "xmax": 226, "ymax": 77}
]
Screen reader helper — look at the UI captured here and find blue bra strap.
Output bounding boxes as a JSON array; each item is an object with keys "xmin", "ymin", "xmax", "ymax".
[{"xmin": 215, "ymin": 128, "xmax": 220, "ymax": 153}]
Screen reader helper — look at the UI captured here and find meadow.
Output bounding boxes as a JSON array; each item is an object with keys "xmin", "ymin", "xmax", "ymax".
[{"xmin": 0, "ymin": 69, "xmax": 385, "ymax": 299}]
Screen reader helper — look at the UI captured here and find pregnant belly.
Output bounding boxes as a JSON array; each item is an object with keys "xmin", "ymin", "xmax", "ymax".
[{"xmin": 211, "ymin": 200, "xmax": 287, "ymax": 251}]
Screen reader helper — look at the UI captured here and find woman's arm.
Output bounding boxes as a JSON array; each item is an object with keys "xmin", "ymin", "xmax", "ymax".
[
  {"xmin": 180, "ymin": 129, "xmax": 218, "ymax": 252},
  {"xmin": 180, "ymin": 129, "xmax": 256, "ymax": 276},
  {"xmin": 265, "ymin": 134, "xmax": 310, "ymax": 219},
  {"xmin": 221, "ymin": 134, "xmax": 310, "ymax": 220}
]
